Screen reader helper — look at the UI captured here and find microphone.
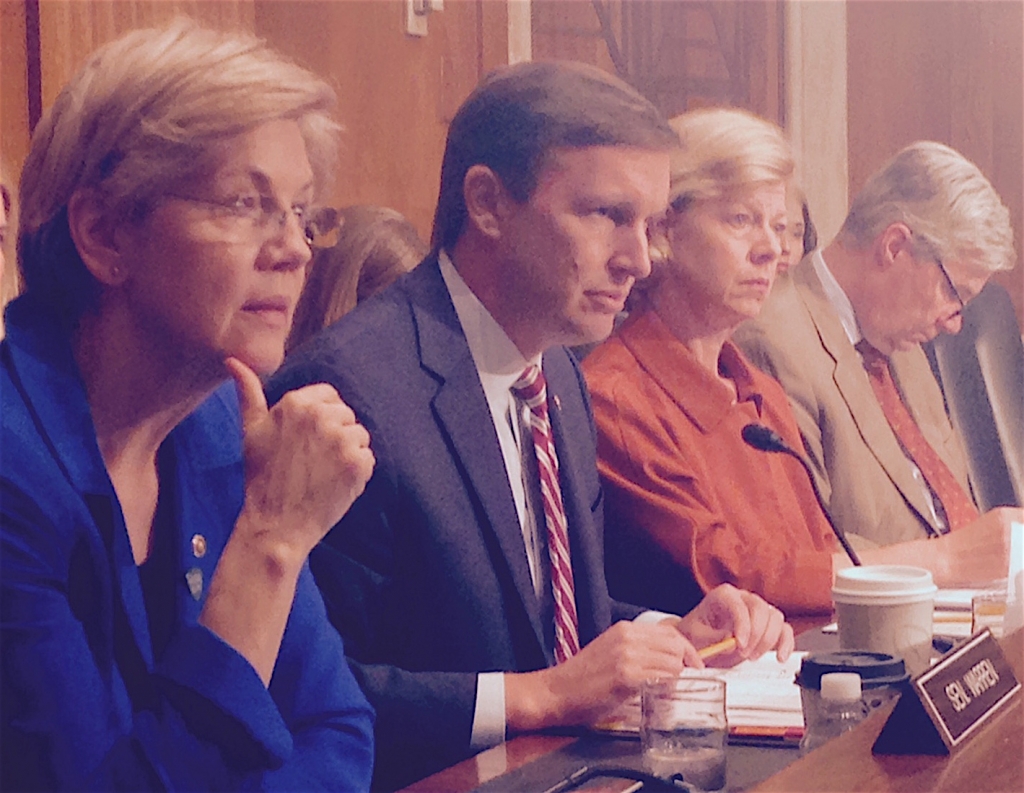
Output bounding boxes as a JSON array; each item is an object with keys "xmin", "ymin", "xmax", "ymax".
[{"xmin": 741, "ymin": 423, "xmax": 862, "ymax": 566}]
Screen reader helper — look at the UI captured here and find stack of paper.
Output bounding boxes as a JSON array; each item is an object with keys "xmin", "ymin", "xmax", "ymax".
[
  {"xmin": 933, "ymin": 589, "xmax": 978, "ymax": 638},
  {"xmin": 687, "ymin": 651, "xmax": 805, "ymax": 729}
]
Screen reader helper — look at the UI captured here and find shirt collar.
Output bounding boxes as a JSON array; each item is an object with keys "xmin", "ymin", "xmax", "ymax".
[
  {"xmin": 811, "ymin": 248, "xmax": 863, "ymax": 345},
  {"xmin": 438, "ymin": 250, "xmax": 540, "ymax": 411}
]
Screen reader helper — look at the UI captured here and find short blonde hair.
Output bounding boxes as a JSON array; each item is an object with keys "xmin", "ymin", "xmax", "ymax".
[
  {"xmin": 838, "ymin": 141, "xmax": 1014, "ymax": 275},
  {"xmin": 667, "ymin": 107, "xmax": 794, "ymax": 208},
  {"xmin": 19, "ymin": 18, "xmax": 340, "ymax": 321},
  {"xmin": 646, "ymin": 107, "xmax": 794, "ymax": 270}
]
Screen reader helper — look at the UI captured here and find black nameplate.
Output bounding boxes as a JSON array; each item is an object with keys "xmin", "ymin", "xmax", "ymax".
[{"xmin": 873, "ymin": 630, "xmax": 1020, "ymax": 755}]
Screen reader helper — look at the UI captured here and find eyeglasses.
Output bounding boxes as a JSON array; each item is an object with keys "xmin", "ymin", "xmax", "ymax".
[
  {"xmin": 166, "ymin": 193, "xmax": 343, "ymax": 249},
  {"xmin": 933, "ymin": 256, "xmax": 965, "ymax": 313},
  {"xmin": 910, "ymin": 231, "xmax": 965, "ymax": 313}
]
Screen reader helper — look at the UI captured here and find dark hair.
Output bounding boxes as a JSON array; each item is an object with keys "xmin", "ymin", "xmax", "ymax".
[
  {"xmin": 802, "ymin": 199, "xmax": 818, "ymax": 253},
  {"xmin": 287, "ymin": 206, "xmax": 427, "ymax": 351},
  {"xmin": 430, "ymin": 60, "xmax": 676, "ymax": 250}
]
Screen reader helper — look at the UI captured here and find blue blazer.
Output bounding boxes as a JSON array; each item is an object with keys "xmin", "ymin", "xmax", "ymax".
[
  {"xmin": 1, "ymin": 295, "xmax": 374, "ymax": 791},
  {"xmin": 268, "ymin": 256, "xmax": 640, "ymax": 788}
]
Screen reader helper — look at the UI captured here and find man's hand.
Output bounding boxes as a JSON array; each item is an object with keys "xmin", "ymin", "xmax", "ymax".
[
  {"xmin": 505, "ymin": 619, "xmax": 702, "ymax": 732},
  {"xmin": 855, "ymin": 506, "xmax": 1021, "ymax": 588},
  {"xmin": 933, "ymin": 507, "xmax": 1019, "ymax": 587},
  {"xmin": 676, "ymin": 584, "xmax": 795, "ymax": 667}
]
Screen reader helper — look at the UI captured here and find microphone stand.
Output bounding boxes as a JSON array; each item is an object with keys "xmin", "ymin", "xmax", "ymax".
[{"xmin": 742, "ymin": 424, "xmax": 862, "ymax": 567}]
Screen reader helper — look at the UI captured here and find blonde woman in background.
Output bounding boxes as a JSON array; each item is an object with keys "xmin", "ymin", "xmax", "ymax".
[
  {"xmin": 286, "ymin": 204, "xmax": 426, "ymax": 352},
  {"xmin": 584, "ymin": 108, "xmax": 840, "ymax": 617},
  {"xmin": 777, "ymin": 184, "xmax": 817, "ymax": 274},
  {"xmin": 1, "ymin": 20, "xmax": 374, "ymax": 790}
]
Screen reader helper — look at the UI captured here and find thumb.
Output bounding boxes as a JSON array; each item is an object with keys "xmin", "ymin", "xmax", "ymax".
[
  {"xmin": 680, "ymin": 638, "xmax": 705, "ymax": 670},
  {"xmin": 225, "ymin": 357, "xmax": 268, "ymax": 431}
]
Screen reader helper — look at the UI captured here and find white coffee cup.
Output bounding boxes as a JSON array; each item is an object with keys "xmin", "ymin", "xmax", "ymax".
[{"xmin": 832, "ymin": 565, "xmax": 937, "ymax": 675}]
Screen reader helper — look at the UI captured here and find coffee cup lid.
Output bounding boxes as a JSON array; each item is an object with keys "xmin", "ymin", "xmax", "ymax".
[
  {"xmin": 795, "ymin": 651, "xmax": 909, "ymax": 690},
  {"xmin": 831, "ymin": 565, "xmax": 938, "ymax": 606}
]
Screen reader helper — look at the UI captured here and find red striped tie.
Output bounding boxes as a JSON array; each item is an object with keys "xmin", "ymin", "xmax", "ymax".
[
  {"xmin": 857, "ymin": 340, "xmax": 979, "ymax": 532},
  {"xmin": 512, "ymin": 365, "xmax": 581, "ymax": 663}
]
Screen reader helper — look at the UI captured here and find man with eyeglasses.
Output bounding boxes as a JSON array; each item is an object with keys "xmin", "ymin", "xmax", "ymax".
[{"xmin": 736, "ymin": 141, "xmax": 1021, "ymax": 562}]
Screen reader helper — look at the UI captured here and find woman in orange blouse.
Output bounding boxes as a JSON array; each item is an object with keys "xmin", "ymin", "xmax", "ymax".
[{"xmin": 583, "ymin": 108, "xmax": 839, "ymax": 616}]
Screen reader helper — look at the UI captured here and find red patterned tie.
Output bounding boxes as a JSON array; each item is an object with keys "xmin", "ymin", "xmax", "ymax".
[
  {"xmin": 856, "ymin": 341, "xmax": 979, "ymax": 532},
  {"xmin": 512, "ymin": 365, "xmax": 580, "ymax": 663}
]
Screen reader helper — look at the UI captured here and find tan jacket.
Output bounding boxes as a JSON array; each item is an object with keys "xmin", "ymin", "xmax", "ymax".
[{"xmin": 734, "ymin": 255, "xmax": 974, "ymax": 546}]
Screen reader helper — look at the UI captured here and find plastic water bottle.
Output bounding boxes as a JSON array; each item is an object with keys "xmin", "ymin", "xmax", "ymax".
[{"xmin": 799, "ymin": 672, "xmax": 869, "ymax": 755}]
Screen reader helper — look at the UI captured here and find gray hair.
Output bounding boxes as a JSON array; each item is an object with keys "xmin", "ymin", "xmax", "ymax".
[
  {"xmin": 18, "ymin": 18, "xmax": 340, "ymax": 322},
  {"xmin": 837, "ymin": 141, "xmax": 1015, "ymax": 275}
]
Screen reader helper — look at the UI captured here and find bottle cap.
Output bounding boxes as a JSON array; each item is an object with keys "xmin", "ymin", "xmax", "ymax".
[
  {"xmin": 820, "ymin": 672, "xmax": 862, "ymax": 702},
  {"xmin": 796, "ymin": 651, "xmax": 908, "ymax": 691}
]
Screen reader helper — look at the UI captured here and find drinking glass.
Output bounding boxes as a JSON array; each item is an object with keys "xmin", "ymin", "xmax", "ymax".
[{"xmin": 641, "ymin": 676, "xmax": 727, "ymax": 792}]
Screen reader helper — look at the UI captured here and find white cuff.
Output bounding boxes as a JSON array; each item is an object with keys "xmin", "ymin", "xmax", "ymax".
[
  {"xmin": 633, "ymin": 609, "xmax": 677, "ymax": 624},
  {"xmin": 470, "ymin": 672, "xmax": 506, "ymax": 750}
]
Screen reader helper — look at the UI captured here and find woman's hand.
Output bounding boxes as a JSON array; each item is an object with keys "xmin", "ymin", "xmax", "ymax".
[
  {"xmin": 200, "ymin": 359, "xmax": 374, "ymax": 685},
  {"xmin": 226, "ymin": 357, "xmax": 375, "ymax": 568},
  {"xmin": 675, "ymin": 584, "xmax": 794, "ymax": 667}
]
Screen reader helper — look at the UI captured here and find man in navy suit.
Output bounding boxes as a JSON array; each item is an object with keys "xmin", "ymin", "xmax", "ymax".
[{"xmin": 269, "ymin": 61, "xmax": 794, "ymax": 789}]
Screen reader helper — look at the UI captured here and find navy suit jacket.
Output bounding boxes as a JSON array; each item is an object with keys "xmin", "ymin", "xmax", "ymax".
[
  {"xmin": 268, "ymin": 256, "xmax": 640, "ymax": 788},
  {"xmin": 1, "ymin": 295, "xmax": 374, "ymax": 791}
]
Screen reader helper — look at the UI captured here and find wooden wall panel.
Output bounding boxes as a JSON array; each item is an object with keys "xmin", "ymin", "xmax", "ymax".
[
  {"xmin": 847, "ymin": 0, "xmax": 1023, "ymax": 327},
  {"xmin": 532, "ymin": 0, "xmax": 618, "ymax": 73},
  {"xmin": 255, "ymin": 0, "xmax": 504, "ymax": 241},
  {"xmin": 530, "ymin": 1, "xmax": 783, "ymax": 123},
  {"xmin": 784, "ymin": 0, "xmax": 848, "ymax": 245},
  {"xmin": 1, "ymin": 0, "xmax": 29, "ymax": 304},
  {"xmin": 8, "ymin": 0, "xmax": 503, "ymax": 244},
  {"xmin": 36, "ymin": 0, "xmax": 255, "ymax": 112},
  {"xmin": 1, "ymin": 0, "xmax": 31, "ymax": 177}
]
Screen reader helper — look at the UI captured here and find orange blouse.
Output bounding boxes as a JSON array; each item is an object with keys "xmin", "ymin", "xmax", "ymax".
[{"xmin": 583, "ymin": 311, "xmax": 836, "ymax": 616}]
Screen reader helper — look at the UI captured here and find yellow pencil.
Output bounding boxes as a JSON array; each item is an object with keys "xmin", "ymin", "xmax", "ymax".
[{"xmin": 698, "ymin": 636, "xmax": 737, "ymax": 660}]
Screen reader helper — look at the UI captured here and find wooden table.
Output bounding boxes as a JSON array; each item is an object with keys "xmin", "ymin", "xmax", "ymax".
[
  {"xmin": 402, "ymin": 628, "xmax": 1023, "ymax": 793},
  {"xmin": 752, "ymin": 628, "xmax": 1023, "ymax": 793}
]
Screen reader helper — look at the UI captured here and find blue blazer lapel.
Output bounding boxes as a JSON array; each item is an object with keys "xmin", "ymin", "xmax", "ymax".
[
  {"xmin": 4, "ymin": 300, "xmax": 155, "ymax": 669},
  {"xmin": 167, "ymin": 385, "xmax": 245, "ymax": 625},
  {"xmin": 408, "ymin": 261, "xmax": 548, "ymax": 657}
]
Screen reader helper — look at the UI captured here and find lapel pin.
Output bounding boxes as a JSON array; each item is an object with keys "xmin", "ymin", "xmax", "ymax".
[
  {"xmin": 191, "ymin": 533, "xmax": 207, "ymax": 558},
  {"xmin": 553, "ymin": 395, "xmax": 562, "ymax": 410},
  {"xmin": 185, "ymin": 567, "xmax": 204, "ymax": 601}
]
